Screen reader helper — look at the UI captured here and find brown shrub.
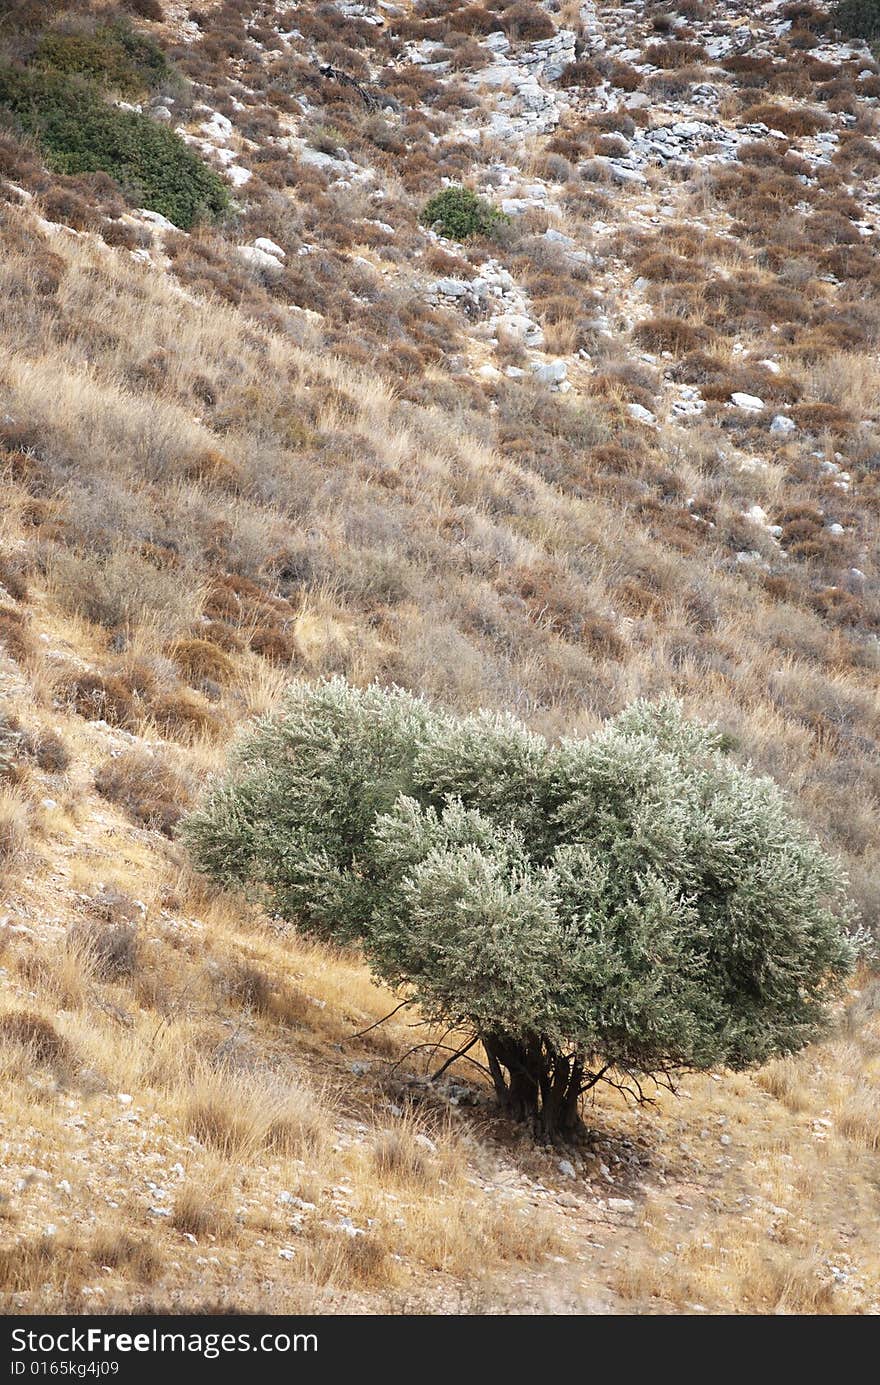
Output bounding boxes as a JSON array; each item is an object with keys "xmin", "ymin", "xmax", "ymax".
[
  {"xmin": 94, "ymin": 749, "xmax": 193, "ymax": 833},
  {"xmin": 743, "ymin": 103, "xmax": 829, "ymax": 136},
  {"xmin": 70, "ymin": 916, "xmax": 139, "ymax": 979},
  {"xmin": 167, "ymin": 637, "xmax": 236, "ymax": 686},
  {"xmin": 58, "ymin": 672, "xmax": 138, "ymax": 729},
  {"xmin": 248, "ymin": 623, "xmax": 297, "ymax": 664},
  {"xmin": 644, "ymin": 41, "xmax": 708, "ymax": 69},
  {"xmin": 792, "ymin": 401, "xmax": 853, "ymax": 433},
  {"xmin": 30, "ymin": 730, "xmax": 70, "ymax": 773},
  {"xmin": 90, "ymin": 1230, "xmax": 159, "ymax": 1282},
  {"xmin": 501, "ymin": 2, "xmax": 554, "ymax": 41},
  {"xmin": 560, "ymin": 61, "xmax": 602, "ymax": 88},
  {"xmin": 0, "ymin": 606, "xmax": 33, "ymax": 665},
  {"xmin": 149, "ymin": 689, "xmax": 227, "ymax": 742},
  {"xmin": 0, "ymin": 555, "xmax": 28, "ymax": 602},
  {"xmin": 38, "ymin": 187, "xmax": 98, "ymax": 234},
  {"xmin": 171, "ymin": 1186, "xmax": 233, "ymax": 1241},
  {"xmin": 0, "ymin": 1011, "xmax": 70, "ymax": 1065},
  {"xmin": 632, "ymin": 249, "xmax": 695, "ymax": 283},
  {"xmin": 100, "ymin": 219, "xmax": 151, "ymax": 251},
  {"xmin": 609, "ymin": 62, "xmax": 642, "ymax": 92},
  {"xmin": 633, "ymin": 317, "xmax": 710, "ymax": 354},
  {"xmin": 180, "ymin": 450, "xmax": 244, "ymax": 493},
  {"xmin": 123, "ymin": 0, "xmax": 165, "ymax": 18}
]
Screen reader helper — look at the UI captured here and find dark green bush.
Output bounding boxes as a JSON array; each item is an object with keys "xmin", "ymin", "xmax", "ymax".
[
  {"xmin": 0, "ymin": 67, "xmax": 228, "ymax": 229},
  {"xmin": 835, "ymin": 0, "xmax": 880, "ymax": 37},
  {"xmin": 421, "ymin": 185, "xmax": 508, "ymax": 240},
  {"xmin": 34, "ymin": 21, "xmax": 171, "ymax": 97}
]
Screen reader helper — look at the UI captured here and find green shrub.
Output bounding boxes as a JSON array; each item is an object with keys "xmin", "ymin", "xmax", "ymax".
[
  {"xmin": 421, "ymin": 185, "xmax": 508, "ymax": 241},
  {"xmin": 835, "ymin": 0, "xmax": 880, "ymax": 35},
  {"xmin": 0, "ymin": 67, "xmax": 227, "ymax": 229},
  {"xmin": 183, "ymin": 680, "xmax": 858, "ymax": 1139},
  {"xmin": 34, "ymin": 21, "xmax": 171, "ymax": 97}
]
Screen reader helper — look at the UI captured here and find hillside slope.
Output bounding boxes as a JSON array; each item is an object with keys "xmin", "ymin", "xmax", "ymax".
[{"xmin": 0, "ymin": 0, "xmax": 878, "ymax": 1313}]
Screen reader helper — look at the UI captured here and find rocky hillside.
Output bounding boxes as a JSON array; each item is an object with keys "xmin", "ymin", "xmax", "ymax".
[{"xmin": 0, "ymin": 0, "xmax": 878, "ymax": 1314}]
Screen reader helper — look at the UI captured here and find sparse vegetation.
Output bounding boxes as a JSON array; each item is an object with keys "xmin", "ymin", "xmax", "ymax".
[{"xmin": 0, "ymin": 0, "xmax": 877, "ymax": 1319}]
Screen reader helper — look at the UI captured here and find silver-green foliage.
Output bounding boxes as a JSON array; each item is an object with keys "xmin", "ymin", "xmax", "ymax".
[{"xmin": 182, "ymin": 679, "xmax": 856, "ymax": 1126}]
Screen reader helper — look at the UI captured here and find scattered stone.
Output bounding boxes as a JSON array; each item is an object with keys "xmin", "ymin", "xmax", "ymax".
[
  {"xmin": 731, "ymin": 392, "xmax": 764, "ymax": 412},
  {"xmin": 607, "ymin": 1197, "xmax": 635, "ymax": 1214},
  {"xmin": 530, "ymin": 359, "xmax": 567, "ymax": 386},
  {"xmin": 136, "ymin": 208, "xmax": 178, "ymax": 232},
  {"xmin": 433, "ymin": 277, "xmax": 470, "ymax": 298},
  {"xmin": 770, "ymin": 414, "xmax": 796, "ymax": 435},
  {"xmin": 236, "ymin": 245, "xmax": 285, "ymax": 278},
  {"xmin": 253, "ymin": 237, "xmax": 286, "ymax": 260},
  {"xmin": 628, "ymin": 402, "xmax": 657, "ymax": 426}
]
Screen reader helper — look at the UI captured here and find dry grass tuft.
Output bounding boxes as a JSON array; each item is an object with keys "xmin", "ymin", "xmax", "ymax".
[{"xmin": 90, "ymin": 1230, "xmax": 160, "ymax": 1284}]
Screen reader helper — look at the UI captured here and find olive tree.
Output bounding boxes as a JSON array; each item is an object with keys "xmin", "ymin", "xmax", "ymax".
[{"xmin": 182, "ymin": 679, "xmax": 856, "ymax": 1140}]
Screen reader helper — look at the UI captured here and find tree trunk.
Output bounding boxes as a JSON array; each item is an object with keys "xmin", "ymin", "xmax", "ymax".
[{"xmin": 482, "ymin": 1032, "xmax": 585, "ymax": 1141}]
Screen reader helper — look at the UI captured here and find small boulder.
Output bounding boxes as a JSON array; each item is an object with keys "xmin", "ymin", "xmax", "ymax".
[
  {"xmin": 628, "ymin": 402, "xmax": 657, "ymax": 426},
  {"xmin": 253, "ymin": 236, "xmax": 285, "ymax": 260},
  {"xmin": 770, "ymin": 414, "xmax": 796, "ymax": 435},
  {"xmin": 237, "ymin": 245, "xmax": 285, "ymax": 278},
  {"xmin": 530, "ymin": 359, "xmax": 567, "ymax": 386}
]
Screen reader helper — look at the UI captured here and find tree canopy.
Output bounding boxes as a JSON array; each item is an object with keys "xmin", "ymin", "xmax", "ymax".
[{"xmin": 182, "ymin": 679, "xmax": 856, "ymax": 1138}]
